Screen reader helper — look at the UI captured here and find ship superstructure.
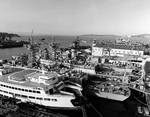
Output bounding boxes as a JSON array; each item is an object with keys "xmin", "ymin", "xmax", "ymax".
[{"xmin": 93, "ymin": 81, "xmax": 130, "ymax": 101}]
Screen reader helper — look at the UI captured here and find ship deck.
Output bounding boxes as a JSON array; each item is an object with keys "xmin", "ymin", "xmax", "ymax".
[{"xmin": 0, "ymin": 68, "xmax": 59, "ymax": 89}]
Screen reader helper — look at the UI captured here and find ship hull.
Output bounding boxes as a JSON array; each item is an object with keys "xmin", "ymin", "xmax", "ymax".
[
  {"xmin": 17, "ymin": 102, "xmax": 82, "ymax": 117},
  {"xmin": 95, "ymin": 92, "xmax": 129, "ymax": 101},
  {"xmin": 0, "ymin": 92, "xmax": 81, "ymax": 111},
  {"xmin": 0, "ymin": 83, "xmax": 80, "ymax": 109}
]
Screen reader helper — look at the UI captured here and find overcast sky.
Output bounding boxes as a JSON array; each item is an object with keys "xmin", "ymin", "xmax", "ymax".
[{"xmin": 1, "ymin": 0, "xmax": 150, "ymax": 35}]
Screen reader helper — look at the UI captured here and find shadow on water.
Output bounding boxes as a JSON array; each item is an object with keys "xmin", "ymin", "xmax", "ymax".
[{"xmin": 3, "ymin": 96, "xmax": 146, "ymax": 117}]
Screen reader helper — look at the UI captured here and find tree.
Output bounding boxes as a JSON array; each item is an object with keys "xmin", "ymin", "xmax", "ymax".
[
  {"xmin": 0, "ymin": 32, "xmax": 20, "ymax": 42},
  {"xmin": 20, "ymin": 53, "xmax": 28, "ymax": 66},
  {"xmin": 43, "ymin": 48, "xmax": 50, "ymax": 60},
  {"xmin": 145, "ymin": 44, "xmax": 149, "ymax": 49}
]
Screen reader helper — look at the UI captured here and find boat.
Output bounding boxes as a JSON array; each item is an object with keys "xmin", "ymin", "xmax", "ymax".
[
  {"xmin": 93, "ymin": 81, "xmax": 130, "ymax": 101},
  {"xmin": 0, "ymin": 67, "xmax": 83, "ymax": 110},
  {"xmin": 81, "ymin": 63, "xmax": 131, "ymax": 101}
]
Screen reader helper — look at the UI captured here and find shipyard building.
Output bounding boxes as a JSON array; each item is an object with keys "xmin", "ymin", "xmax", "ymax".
[
  {"xmin": 92, "ymin": 39, "xmax": 144, "ymax": 57},
  {"xmin": 91, "ymin": 39, "xmax": 146, "ymax": 68}
]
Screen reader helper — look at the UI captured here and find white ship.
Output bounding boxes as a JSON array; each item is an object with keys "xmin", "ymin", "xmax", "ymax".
[
  {"xmin": 94, "ymin": 81, "xmax": 130, "ymax": 101},
  {"xmin": 0, "ymin": 67, "xmax": 83, "ymax": 109}
]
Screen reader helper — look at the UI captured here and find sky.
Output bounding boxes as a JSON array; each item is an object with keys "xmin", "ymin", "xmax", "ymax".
[{"xmin": 0, "ymin": 0, "xmax": 150, "ymax": 35}]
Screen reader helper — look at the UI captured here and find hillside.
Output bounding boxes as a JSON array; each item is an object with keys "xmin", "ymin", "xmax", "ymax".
[{"xmin": 80, "ymin": 34, "xmax": 150, "ymax": 44}]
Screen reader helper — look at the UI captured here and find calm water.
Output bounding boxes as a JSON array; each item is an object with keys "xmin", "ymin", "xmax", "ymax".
[{"xmin": 0, "ymin": 47, "xmax": 29, "ymax": 59}]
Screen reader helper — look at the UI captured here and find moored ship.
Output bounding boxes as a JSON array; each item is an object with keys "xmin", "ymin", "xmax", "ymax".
[
  {"xmin": 93, "ymin": 81, "xmax": 130, "ymax": 101},
  {"xmin": 0, "ymin": 67, "xmax": 83, "ymax": 110}
]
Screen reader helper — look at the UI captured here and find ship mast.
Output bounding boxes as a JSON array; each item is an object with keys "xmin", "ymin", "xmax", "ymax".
[
  {"xmin": 31, "ymin": 29, "xmax": 34, "ymax": 45},
  {"xmin": 28, "ymin": 30, "xmax": 39, "ymax": 68}
]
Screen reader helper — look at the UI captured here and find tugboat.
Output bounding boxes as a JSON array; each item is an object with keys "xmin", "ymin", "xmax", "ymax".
[
  {"xmin": 93, "ymin": 81, "xmax": 130, "ymax": 101},
  {"xmin": 83, "ymin": 63, "xmax": 131, "ymax": 101}
]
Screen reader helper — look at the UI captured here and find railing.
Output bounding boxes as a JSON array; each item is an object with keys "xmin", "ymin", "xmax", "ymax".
[{"xmin": 95, "ymin": 85, "xmax": 130, "ymax": 96}]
